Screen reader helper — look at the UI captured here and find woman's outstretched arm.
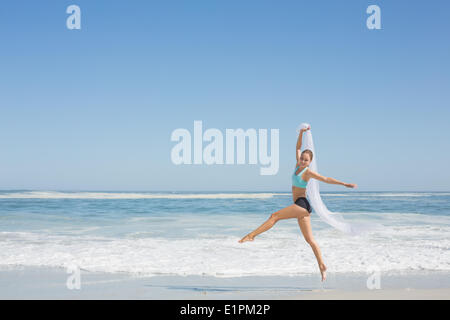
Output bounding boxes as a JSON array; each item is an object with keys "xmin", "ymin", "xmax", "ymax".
[{"xmin": 308, "ymin": 169, "xmax": 357, "ymax": 188}]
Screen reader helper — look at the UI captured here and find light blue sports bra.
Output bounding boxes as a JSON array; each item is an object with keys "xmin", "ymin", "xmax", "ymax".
[{"xmin": 292, "ymin": 165, "xmax": 309, "ymax": 188}]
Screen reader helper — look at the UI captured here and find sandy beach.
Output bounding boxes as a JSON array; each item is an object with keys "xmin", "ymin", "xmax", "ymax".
[
  {"xmin": 1, "ymin": 266, "xmax": 449, "ymax": 300},
  {"xmin": 292, "ymin": 288, "xmax": 450, "ymax": 300}
]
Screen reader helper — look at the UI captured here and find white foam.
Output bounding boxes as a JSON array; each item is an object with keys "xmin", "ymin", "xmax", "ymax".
[
  {"xmin": 322, "ymin": 193, "xmax": 450, "ymax": 197},
  {"xmin": 1, "ymin": 224, "xmax": 449, "ymax": 277},
  {"xmin": 1, "ymin": 191, "xmax": 448, "ymax": 200},
  {"xmin": 2, "ymin": 191, "xmax": 449, "ymax": 200},
  {"xmin": 0, "ymin": 191, "xmax": 290, "ymax": 200}
]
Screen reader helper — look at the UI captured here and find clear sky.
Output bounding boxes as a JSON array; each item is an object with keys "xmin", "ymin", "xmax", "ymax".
[{"xmin": 1, "ymin": 0, "xmax": 449, "ymax": 192}]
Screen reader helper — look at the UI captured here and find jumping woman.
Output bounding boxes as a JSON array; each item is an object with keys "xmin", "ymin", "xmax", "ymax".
[{"xmin": 238, "ymin": 125, "xmax": 357, "ymax": 282}]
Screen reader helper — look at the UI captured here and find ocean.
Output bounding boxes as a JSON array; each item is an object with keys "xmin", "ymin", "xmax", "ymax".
[{"xmin": 0, "ymin": 191, "xmax": 449, "ymax": 277}]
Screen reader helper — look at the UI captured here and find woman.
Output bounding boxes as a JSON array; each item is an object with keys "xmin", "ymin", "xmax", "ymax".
[{"xmin": 238, "ymin": 125, "xmax": 357, "ymax": 282}]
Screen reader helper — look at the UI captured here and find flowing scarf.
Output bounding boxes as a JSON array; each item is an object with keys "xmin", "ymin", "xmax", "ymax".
[{"xmin": 298, "ymin": 123, "xmax": 382, "ymax": 236}]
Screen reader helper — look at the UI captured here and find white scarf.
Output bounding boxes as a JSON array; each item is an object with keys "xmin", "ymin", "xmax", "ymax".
[{"xmin": 299, "ymin": 123, "xmax": 382, "ymax": 236}]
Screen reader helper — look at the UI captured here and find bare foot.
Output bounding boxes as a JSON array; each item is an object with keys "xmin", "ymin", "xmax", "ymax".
[
  {"xmin": 238, "ymin": 234, "xmax": 254, "ymax": 243},
  {"xmin": 320, "ymin": 264, "xmax": 327, "ymax": 282}
]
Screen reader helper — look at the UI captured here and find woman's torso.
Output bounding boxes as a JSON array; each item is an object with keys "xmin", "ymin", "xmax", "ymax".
[{"xmin": 292, "ymin": 165, "xmax": 310, "ymax": 202}]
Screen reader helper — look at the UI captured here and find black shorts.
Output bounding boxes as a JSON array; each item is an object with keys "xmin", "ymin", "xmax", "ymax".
[{"xmin": 294, "ymin": 197, "xmax": 312, "ymax": 214}]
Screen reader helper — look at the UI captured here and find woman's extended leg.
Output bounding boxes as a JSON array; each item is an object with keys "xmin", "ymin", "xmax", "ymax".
[
  {"xmin": 238, "ymin": 204, "xmax": 310, "ymax": 243},
  {"xmin": 297, "ymin": 215, "xmax": 327, "ymax": 281}
]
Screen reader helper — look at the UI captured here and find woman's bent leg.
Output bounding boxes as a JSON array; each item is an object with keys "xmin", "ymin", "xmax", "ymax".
[{"xmin": 239, "ymin": 204, "xmax": 310, "ymax": 243}]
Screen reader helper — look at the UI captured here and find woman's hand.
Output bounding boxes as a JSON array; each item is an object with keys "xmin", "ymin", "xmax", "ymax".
[
  {"xmin": 300, "ymin": 125, "xmax": 311, "ymax": 134},
  {"xmin": 344, "ymin": 183, "xmax": 357, "ymax": 189}
]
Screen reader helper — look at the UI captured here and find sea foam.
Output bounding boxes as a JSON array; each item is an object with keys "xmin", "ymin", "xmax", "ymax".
[
  {"xmin": 0, "ymin": 191, "xmax": 289, "ymax": 199},
  {"xmin": 1, "ymin": 222, "xmax": 448, "ymax": 277}
]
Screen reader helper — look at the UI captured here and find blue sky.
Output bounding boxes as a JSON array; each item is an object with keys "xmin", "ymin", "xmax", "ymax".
[{"xmin": 1, "ymin": 0, "xmax": 449, "ymax": 191}]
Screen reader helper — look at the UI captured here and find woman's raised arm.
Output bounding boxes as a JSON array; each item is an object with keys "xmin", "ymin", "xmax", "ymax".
[{"xmin": 296, "ymin": 125, "xmax": 310, "ymax": 162}]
